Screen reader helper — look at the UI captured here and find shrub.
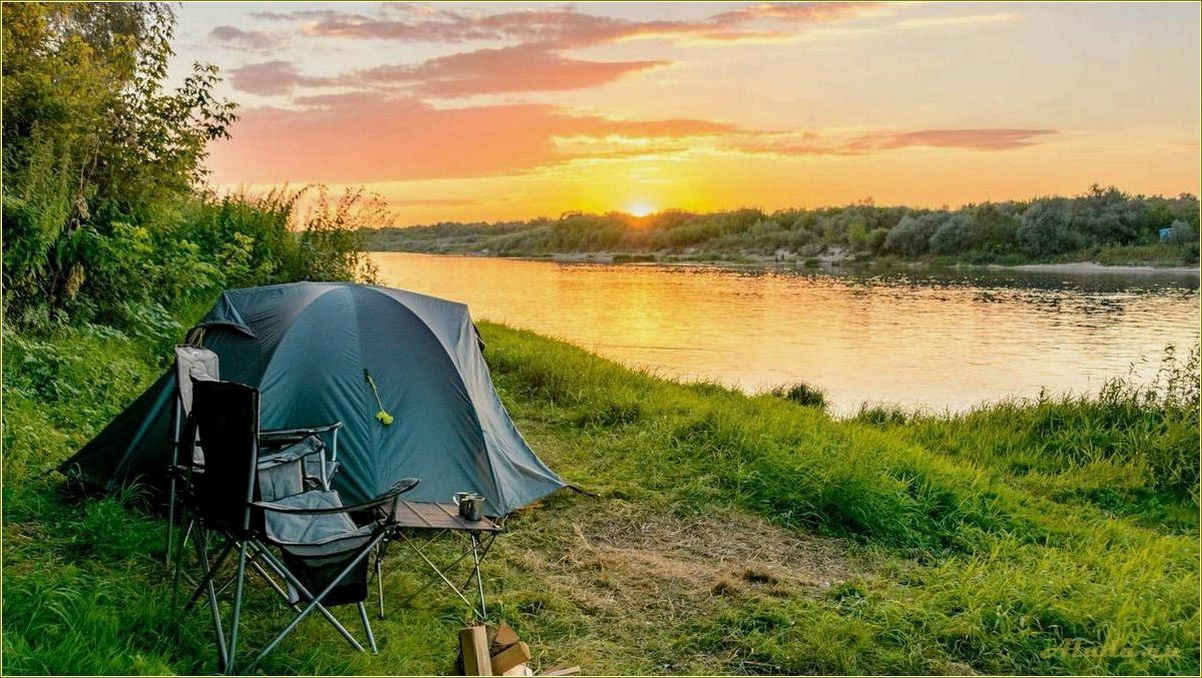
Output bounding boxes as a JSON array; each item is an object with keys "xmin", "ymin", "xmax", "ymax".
[
  {"xmin": 1167, "ymin": 219, "xmax": 1198, "ymax": 246},
  {"xmin": 1018, "ymin": 198, "xmax": 1081, "ymax": 256},
  {"xmin": 928, "ymin": 214, "xmax": 972, "ymax": 255},
  {"xmin": 769, "ymin": 381, "xmax": 828, "ymax": 411},
  {"xmin": 865, "ymin": 227, "xmax": 890, "ymax": 254},
  {"xmin": 967, "ymin": 203, "xmax": 1020, "ymax": 250},
  {"xmin": 884, "ymin": 214, "xmax": 939, "ymax": 256}
]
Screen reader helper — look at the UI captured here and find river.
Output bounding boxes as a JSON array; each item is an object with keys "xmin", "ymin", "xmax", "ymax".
[{"xmin": 371, "ymin": 252, "xmax": 1200, "ymax": 414}]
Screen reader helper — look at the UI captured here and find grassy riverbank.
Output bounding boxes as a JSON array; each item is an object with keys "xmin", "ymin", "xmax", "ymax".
[{"xmin": 4, "ymin": 318, "xmax": 1198, "ymax": 675}]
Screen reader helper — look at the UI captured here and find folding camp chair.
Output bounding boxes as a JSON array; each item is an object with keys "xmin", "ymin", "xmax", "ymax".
[
  {"xmin": 166, "ymin": 345, "xmax": 343, "ymax": 567},
  {"xmin": 180, "ymin": 377, "xmax": 419, "ymax": 673}
]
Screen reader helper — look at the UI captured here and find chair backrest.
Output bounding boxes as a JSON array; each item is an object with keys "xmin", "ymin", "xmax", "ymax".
[
  {"xmin": 172, "ymin": 346, "xmax": 219, "ymax": 447},
  {"xmin": 190, "ymin": 378, "xmax": 262, "ymax": 533},
  {"xmin": 174, "ymin": 345, "xmax": 219, "ymax": 417}
]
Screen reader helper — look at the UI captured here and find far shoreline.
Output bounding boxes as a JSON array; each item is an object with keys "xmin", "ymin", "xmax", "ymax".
[{"xmin": 367, "ymin": 249, "xmax": 1201, "ymax": 277}]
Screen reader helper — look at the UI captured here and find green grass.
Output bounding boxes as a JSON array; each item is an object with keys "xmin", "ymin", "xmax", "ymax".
[{"xmin": 3, "ymin": 321, "xmax": 1198, "ymax": 674}]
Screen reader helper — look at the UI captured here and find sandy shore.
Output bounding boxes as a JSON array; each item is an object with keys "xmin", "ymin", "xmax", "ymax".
[{"xmin": 993, "ymin": 262, "xmax": 1200, "ymax": 276}]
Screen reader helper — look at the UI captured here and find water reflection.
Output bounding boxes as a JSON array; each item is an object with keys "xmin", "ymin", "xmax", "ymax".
[{"xmin": 371, "ymin": 253, "xmax": 1200, "ymax": 414}]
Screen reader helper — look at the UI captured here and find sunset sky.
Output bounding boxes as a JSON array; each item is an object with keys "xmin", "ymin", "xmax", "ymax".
[{"xmin": 171, "ymin": 2, "xmax": 1201, "ymax": 225}]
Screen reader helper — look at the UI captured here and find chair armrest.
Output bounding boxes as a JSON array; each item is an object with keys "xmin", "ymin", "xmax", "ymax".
[
  {"xmin": 258, "ymin": 435, "xmax": 324, "ymax": 467},
  {"xmin": 251, "ymin": 478, "xmax": 420, "ymax": 517},
  {"xmin": 260, "ymin": 421, "xmax": 343, "ymax": 441}
]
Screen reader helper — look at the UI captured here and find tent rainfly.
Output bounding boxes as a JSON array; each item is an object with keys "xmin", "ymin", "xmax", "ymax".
[{"xmin": 60, "ymin": 282, "xmax": 564, "ymax": 516}]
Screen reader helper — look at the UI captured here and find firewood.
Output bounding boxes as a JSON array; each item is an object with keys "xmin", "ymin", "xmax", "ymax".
[
  {"xmin": 491, "ymin": 622, "xmax": 521, "ymax": 650},
  {"xmin": 490, "ymin": 641, "xmax": 531, "ymax": 675},
  {"xmin": 459, "ymin": 626, "xmax": 493, "ymax": 676}
]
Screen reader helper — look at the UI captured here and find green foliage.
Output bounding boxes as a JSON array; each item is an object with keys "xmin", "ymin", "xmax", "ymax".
[
  {"xmin": 928, "ymin": 213, "xmax": 972, "ymax": 254},
  {"xmin": 1018, "ymin": 197, "xmax": 1083, "ymax": 256},
  {"xmin": 367, "ymin": 187, "xmax": 1200, "ymax": 267},
  {"xmin": 769, "ymin": 381, "xmax": 829, "ymax": 411},
  {"xmin": 884, "ymin": 214, "xmax": 939, "ymax": 256},
  {"xmin": 2, "ymin": 3, "xmax": 237, "ymax": 319}
]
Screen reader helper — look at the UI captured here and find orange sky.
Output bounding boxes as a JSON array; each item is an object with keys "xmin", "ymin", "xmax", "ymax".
[{"xmin": 172, "ymin": 2, "xmax": 1202, "ymax": 225}]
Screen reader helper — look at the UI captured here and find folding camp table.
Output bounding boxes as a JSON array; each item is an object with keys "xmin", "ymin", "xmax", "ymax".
[{"xmin": 378, "ymin": 501, "xmax": 502, "ymax": 621}]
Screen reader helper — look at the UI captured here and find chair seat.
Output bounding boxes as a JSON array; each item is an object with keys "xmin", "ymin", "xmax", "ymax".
[{"xmin": 261, "ymin": 490, "xmax": 375, "ymax": 559}]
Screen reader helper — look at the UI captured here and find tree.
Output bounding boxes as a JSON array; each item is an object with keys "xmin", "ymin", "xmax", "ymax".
[
  {"xmin": 2, "ymin": 2, "xmax": 236, "ymax": 321},
  {"xmin": 1017, "ymin": 198, "xmax": 1080, "ymax": 256},
  {"xmin": 885, "ymin": 214, "xmax": 939, "ymax": 256},
  {"xmin": 929, "ymin": 214, "xmax": 972, "ymax": 255}
]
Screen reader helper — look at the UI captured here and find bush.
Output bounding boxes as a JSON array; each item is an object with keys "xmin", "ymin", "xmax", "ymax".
[
  {"xmin": 1018, "ymin": 198, "xmax": 1082, "ymax": 256},
  {"xmin": 1167, "ymin": 219, "xmax": 1198, "ymax": 246},
  {"xmin": 928, "ymin": 214, "xmax": 972, "ymax": 255},
  {"xmin": 884, "ymin": 214, "xmax": 939, "ymax": 256},
  {"xmin": 865, "ymin": 227, "xmax": 889, "ymax": 254},
  {"xmin": 769, "ymin": 381, "xmax": 828, "ymax": 411},
  {"xmin": 966, "ymin": 203, "xmax": 1019, "ymax": 251}
]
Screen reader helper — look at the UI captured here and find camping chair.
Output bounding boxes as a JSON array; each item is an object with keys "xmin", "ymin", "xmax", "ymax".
[
  {"xmin": 166, "ymin": 345, "xmax": 343, "ymax": 566},
  {"xmin": 181, "ymin": 377, "xmax": 419, "ymax": 673}
]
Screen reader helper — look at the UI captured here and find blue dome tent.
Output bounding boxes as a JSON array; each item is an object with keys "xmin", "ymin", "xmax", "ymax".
[{"xmin": 60, "ymin": 282, "xmax": 564, "ymax": 515}]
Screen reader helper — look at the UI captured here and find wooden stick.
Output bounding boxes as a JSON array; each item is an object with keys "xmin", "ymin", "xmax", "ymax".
[
  {"xmin": 491, "ymin": 621, "xmax": 521, "ymax": 650},
  {"xmin": 490, "ymin": 641, "xmax": 531, "ymax": 675},
  {"xmin": 460, "ymin": 626, "xmax": 493, "ymax": 676}
]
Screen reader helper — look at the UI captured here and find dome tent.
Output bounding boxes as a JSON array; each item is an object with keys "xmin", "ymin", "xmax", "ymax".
[{"xmin": 60, "ymin": 282, "xmax": 564, "ymax": 516}]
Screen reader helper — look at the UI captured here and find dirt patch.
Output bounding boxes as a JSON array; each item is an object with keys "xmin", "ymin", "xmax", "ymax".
[{"xmin": 509, "ymin": 502, "xmax": 866, "ymax": 618}]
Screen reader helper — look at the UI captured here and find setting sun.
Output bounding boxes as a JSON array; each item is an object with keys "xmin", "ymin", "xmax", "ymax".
[{"xmin": 626, "ymin": 202, "xmax": 655, "ymax": 218}]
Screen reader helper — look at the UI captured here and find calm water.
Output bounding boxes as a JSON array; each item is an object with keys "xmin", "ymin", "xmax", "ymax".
[{"xmin": 372, "ymin": 253, "xmax": 1200, "ymax": 414}]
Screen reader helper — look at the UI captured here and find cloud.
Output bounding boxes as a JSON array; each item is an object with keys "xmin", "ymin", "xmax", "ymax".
[
  {"xmin": 233, "ymin": 4, "xmax": 894, "ymax": 99},
  {"xmin": 722, "ymin": 128, "xmax": 1057, "ymax": 157},
  {"xmin": 227, "ymin": 61, "xmax": 339, "ymax": 96},
  {"xmin": 846, "ymin": 128, "xmax": 1058, "ymax": 152},
  {"xmin": 261, "ymin": 2, "xmax": 881, "ymax": 47},
  {"xmin": 209, "ymin": 25, "xmax": 287, "ymax": 51},
  {"xmin": 359, "ymin": 43, "xmax": 668, "ymax": 96},
  {"xmin": 206, "ymin": 89, "xmax": 1058, "ymax": 187},
  {"xmin": 895, "ymin": 12, "xmax": 1017, "ymax": 30},
  {"xmin": 206, "ymin": 93, "xmax": 739, "ymax": 184}
]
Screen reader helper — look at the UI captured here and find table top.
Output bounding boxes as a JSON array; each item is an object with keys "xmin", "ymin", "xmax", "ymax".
[{"xmin": 392, "ymin": 501, "xmax": 501, "ymax": 532}]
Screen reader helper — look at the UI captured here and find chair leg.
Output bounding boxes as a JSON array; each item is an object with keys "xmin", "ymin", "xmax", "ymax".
[
  {"xmin": 471, "ymin": 532, "xmax": 487, "ymax": 621},
  {"xmin": 184, "ymin": 537, "xmax": 235, "ymax": 612},
  {"xmin": 246, "ymin": 532, "xmax": 387, "ymax": 673},
  {"xmin": 226, "ymin": 540, "xmax": 250, "ymax": 674},
  {"xmin": 358, "ymin": 602, "xmax": 378, "ymax": 654},
  {"xmin": 376, "ymin": 546, "xmax": 386, "ymax": 620},
  {"xmin": 166, "ymin": 475, "xmax": 177, "ymax": 566},
  {"xmin": 171, "ymin": 519, "xmax": 193, "ymax": 611},
  {"xmin": 196, "ymin": 528, "xmax": 229, "ymax": 671},
  {"xmin": 250, "ymin": 543, "xmax": 368, "ymax": 652}
]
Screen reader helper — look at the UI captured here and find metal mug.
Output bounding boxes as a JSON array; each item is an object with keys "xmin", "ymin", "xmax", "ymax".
[{"xmin": 452, "ymin": 491, "xmax": 485, "ymax": 521}]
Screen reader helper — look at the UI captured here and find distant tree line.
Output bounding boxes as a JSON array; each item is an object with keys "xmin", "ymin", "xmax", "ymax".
[{"xmin": 368, "ymin": 186, "xmax": 1200, "ymax": 265}]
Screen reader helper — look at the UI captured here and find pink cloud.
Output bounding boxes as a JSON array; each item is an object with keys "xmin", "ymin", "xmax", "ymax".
[
  {"xmin": 210, "ymin": 25, "xmax": 287, "ymax": 51},
  {"xmin": 206, "ymin": 94, "xmax": 738, "ymax": 184},
  {"xmin": 846, "ymin": 128, "xmax": 1059, "ymax": 152},
  {"xmin": 736, "ymin": 128, "xmax": 1059, "ymax": 156},
  {"xmin": 233, "ymin": 4, "xmax": 881, "ymax": 99},
  {"xmin": 359, "ymin": 43, "xmax": 668, "ymax": 96},
  {"xmin": 263, "ymin": 3, "xmax": 879, "ymax": 47},
  {"xmin": 206, "ymin": 89, "xmax": 1058, "ymax": 188},
  {"xmin": 228, "ymin": 61, "xmax": 339, "ymax": 96}
]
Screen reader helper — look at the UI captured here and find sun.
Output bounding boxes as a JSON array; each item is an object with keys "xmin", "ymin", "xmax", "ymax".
[{"xmin": 626, "ymin": 202, "xmax": 655, "ymax": 217}]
